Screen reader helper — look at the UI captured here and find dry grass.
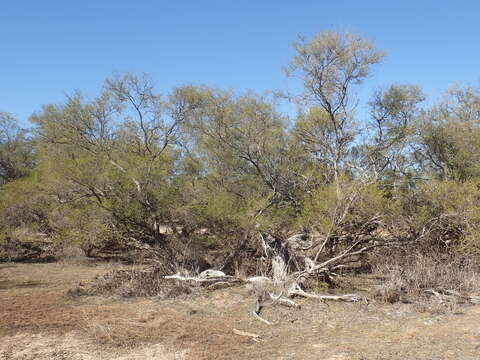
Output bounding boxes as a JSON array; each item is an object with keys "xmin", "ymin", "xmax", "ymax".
[
  {"xmin": 80, "ymin": 302, "xmax": 170, "ymax": 349},
  {"xmin": 55, "ymin": 245, "xmax": 92, "ymax": 265},
  {"xmin": 0, "ymin": 332, "xmax": 189, "ymax": 360},
  {"xmin": 81, "ymin": 313, "xmax": 157, "ymax": 348},
  {"xmin": 3, "ymin": 262, "xmax": 480, "ymax": 359},
  {"xmin": 373, "ymin": 254, "xmax": 480, "ymax": 312},
  {"xmin": 68, "ymin": 265, "xmax": 196, "ymax": 299}
]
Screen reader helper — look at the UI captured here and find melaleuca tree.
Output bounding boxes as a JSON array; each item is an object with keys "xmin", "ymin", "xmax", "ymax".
[
  {"xmin": 29, "ymin": 74, "xmax": 185, "ymax": 258},
  {"xmin": 0, "ymin": 112, "xmax": 35, "ymax": 185},
  {"xmin": 170, "ymin": 86, "xmax": 310, "ymax": 274},
  {"xmin": 287, "ymin": 31, "xmax": 385, "ymax": 185},
  {"xmin": 417, "ymin": 85, "xmax": 480, "ymax": 181},
  {"xmin": 351, "ymin": 84, "xmax": 425, "ymax": 189}
]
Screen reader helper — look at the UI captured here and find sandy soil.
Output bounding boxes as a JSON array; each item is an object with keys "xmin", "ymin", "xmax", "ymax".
[{"xmin": 1, "ymin": 262, "xmax": 480, "ymax": 359}]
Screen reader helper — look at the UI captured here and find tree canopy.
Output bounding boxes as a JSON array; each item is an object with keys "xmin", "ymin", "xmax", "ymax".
[{"xmin": 2, "ymin": 30, "xmax": 480, "ymax": 275}]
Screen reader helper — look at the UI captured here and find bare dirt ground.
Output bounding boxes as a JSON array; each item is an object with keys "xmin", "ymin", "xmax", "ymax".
[{"xmin": 1, "ymin": 262, "xmax": 480, "ymax": 360}]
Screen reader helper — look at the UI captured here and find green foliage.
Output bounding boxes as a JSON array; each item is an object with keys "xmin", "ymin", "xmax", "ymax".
[
  {"xmin": 359, "ymin": 84, "xmax": 425, "ymax": 180},
  {"xmin": 0, "ymin": 112, "xmax": 35, "ymax": 185},
  {"xmin": 2, "ymin": 31, "xmax": 480, "ymax": 267},
  {"xmin": 0, "ymin": 172, "xmax": 52, "ymax": 233},
  {"xmin": 418, "ymin": 86, "xmax": 480, "ymax": 181}
]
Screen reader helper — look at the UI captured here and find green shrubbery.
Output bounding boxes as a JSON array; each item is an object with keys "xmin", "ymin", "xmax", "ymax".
[{"xmin": 1, "ymin": 31, "xmax": 480, "ymax": 281}]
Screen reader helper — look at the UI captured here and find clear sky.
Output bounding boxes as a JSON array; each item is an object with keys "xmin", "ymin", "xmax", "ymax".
[{"xmin": 1, "ymin": 0, "xmax": 479, "ymax": 124}]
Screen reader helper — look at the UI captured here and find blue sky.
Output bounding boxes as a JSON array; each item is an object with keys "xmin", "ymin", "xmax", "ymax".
[{"xmin": 1, "ymin": 0, "xmax": 479, "ymax": 124}]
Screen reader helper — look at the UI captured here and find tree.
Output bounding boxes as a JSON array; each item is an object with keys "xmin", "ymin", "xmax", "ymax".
[
  {"xmin": 287, "ymin": 31, "xmax": 385, "ymax": 184},
  {"xmin": 357, "ymin": 84, "xmax": 425, "ymax": 183},
  {"xmin": 29, "ymin": 74, "xmax": 185, "ymax": 262},
  {"xmin": 417, "ymin": 85, "xmax": 480, "ymax": 181},
  {"xmin": 284, "ymin": 32, "xmax": 393, "ymax": 272},
  {"xmin": 0, "ymin": 112, "xmax": 35, "ymax": 185},
  {"xmin": 171, "ymin": 86, "xmax": 303, "ymax": 274}
]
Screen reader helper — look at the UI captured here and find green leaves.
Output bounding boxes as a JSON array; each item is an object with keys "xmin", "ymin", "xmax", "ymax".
[
  {"xmin": 2, "ymin": 31, "xmax": 480, "ymax": 264},
  {"xmin": 0, "ymin": 112, "xmax": 35, "ymax": 185},
  {"xmin": 419, "ymin": 86, "xmax": 480, "ymax": 181}
]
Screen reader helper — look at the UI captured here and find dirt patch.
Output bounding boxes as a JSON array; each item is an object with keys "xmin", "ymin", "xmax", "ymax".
[{"xmin": 1, "ymin": 262, "xmax": 480, "ymax": 359}]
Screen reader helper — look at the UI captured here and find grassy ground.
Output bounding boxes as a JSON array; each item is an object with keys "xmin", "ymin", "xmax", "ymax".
[{"xmin": 1, "ymin": 262, "xmax": 480, "ymax": 359}]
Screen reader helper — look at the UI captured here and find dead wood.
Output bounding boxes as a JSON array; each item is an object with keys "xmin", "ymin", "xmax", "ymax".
[
  {"xmin": 425, "ymin": 288, "xmax": 480, "ymax": 305},
  {"xmin": 252, "ymin": 310, "xmax": 273, "ymax": 325},
  {"xmin": 288, "ymin": 284, "xmax": 358, "ymax": 302},
  {"xmin": 163, "ymin": 273, "xmax": 241, "ymax": 284},
  {"xmin": 232, "ymin": 328, "xmax": 262, "ymax": 341}
]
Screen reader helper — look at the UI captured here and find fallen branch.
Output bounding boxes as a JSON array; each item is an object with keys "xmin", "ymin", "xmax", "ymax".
[
  {"xmin": 233, "ymin": 328, "xmax": 262, "ymax": 342},
  {"xmin": 165, "ymin": 269, "xmax": 358, "ymax": 327},
  {"xmin": 207, "ymin": 281, "xmax": 238, "ymax": 290},
  {"xmin": 252, "ymin": 310, "xmax": 273, "ymax": 326},
  {"xmin": 274, "ymin": 295, "xmax": 300, "ymax": 308},
  {"xmin": 164, "ymin": 273, "xmax": 240, "ymax": 284},
  {"xmin": 425, "ymin": 289, "xmax": 480, "ymax": 305},
  {"xmin": 288, "ymin": 284, "xmax": 358, "ymax": 302},
  {"xmin": 467, "ymin": 295, "xmax": 480, "ymax": 304}
]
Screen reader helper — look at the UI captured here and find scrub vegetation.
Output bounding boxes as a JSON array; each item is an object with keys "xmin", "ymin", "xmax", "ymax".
[{"xmin": 2, "ymin": 31, "xmax": 480, "ymax": 358}]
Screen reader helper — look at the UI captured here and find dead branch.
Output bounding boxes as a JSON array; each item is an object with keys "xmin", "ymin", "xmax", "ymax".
[
  {"xmin": 468, "ymin": 296, "xmax": 480, "ymax": 304},
  {"xmin": 274, "ymin": 295, "xmax": 300, "ymax": 308},
  {"xmin": 288, "ymin": 283, "xmax": 358, "ymax": 302},
  {"xmin": 425, "ymin": 289, "xmax": 480, "ymax": 305},
  {"xmin": 207, "ymin": 281, "xmax": 238, "ymax": 290},
  {"xmin": 163, "ymin": 273, "xmax": 241, "ymax": 285},
  {"xmin": 163, "ymin": 274, "xmax": 238, "ymax": 283},
  {"xmin": 232, "ymin": 328, "xmax": 262, "ymax": 342},
  {"xmin": 252, "ymin": 310, "xmax": 273, "ymax": 325}
]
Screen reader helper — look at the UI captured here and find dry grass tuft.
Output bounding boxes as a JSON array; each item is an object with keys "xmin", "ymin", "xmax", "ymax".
[
  {"xmin": 373, "ymin": 254, "xmax": 480, "ymax": 312},
  {"xmin": 81, "ymin": 315, "xmax": 155, "ymax": 348}
]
